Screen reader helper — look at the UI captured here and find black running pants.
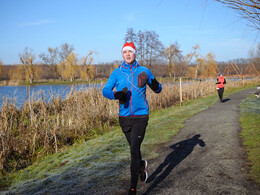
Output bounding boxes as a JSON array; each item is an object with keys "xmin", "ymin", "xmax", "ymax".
[
  {"xmin": 217, "ymin": 87, "xmax": 224, "ymax": 101},
  {"xmin": 119, "ymin": 116, "xmax": 149, "ymax": 189}
]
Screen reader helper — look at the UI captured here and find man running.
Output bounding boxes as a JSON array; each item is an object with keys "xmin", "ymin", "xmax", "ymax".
[{"xmin": 102, "ymin": 42, "xmax": 162, "ymax": 195}]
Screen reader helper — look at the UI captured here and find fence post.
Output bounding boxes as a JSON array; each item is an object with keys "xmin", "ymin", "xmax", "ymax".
[{"xmin": 180, "ymin": 77, "xmax": 183, "ymax": 106}]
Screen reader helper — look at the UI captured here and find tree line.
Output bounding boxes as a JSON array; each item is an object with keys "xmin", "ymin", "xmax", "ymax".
[
  {"xmin": 124, "ymin": 28, "xmax": 259, "ymax": 79},
  {"xmin": 0, "ymin": 29, "xmax": 259, "ymax": 84},
  {"xmin": 0, "ymin": 43, "xmax": 95, "ymax": 84}
]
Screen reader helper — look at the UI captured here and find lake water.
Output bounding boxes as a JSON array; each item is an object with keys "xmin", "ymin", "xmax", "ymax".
[
  {"xmin": 0, "ymin": 81, "xmax": 196, "ymax": 109},
  {"xmin": 0, "ymin": 78, "xmax": 243, "ymax": 109},
  {"xmin": 0, "ymin": 84, "xmax": 102, "ymax": 108}
]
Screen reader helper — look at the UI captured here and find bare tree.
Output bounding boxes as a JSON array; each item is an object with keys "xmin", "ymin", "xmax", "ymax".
[
  {"xmin": 250, "ymin": 42, "xmax": 260, "ymax": 60},
  {"xmin": 149, "ymin": 31, "xmax": 164, "ymax": 66},
  {"xmin": 185, "ymin": 44, "xmax": 201, "ymax": 78},
  {"xmin": 19, "ymin": 47, "xmax": 37, "ymax": 84},
  {"xmin": 136, "ymin": 30, "xmax": 145, "ymax": 64},
  {"xmin": 59, "ymin": 43, "xmax": 74, "ymax": 62},
  {"xmin": 215, "ymin": 0, "xmax": 260, "ymax": 30},
  {"xmin": 80, "ymin": 51, "xmax": 95, "ymax": 81},
  {"xmin": 249, "ymin": 42, "xmax": 260, "ymax": 72},
  {"xmin": 143, "ymin": 30, "xmax": 164, "ymax": 67},
  {"xmin": 59, "ymin": 43, "xmax": 74, "ymax": 81},
  {"xmin": 124, "ymin": 29, "xmax": 164, "ymax": 66},
  {"xmin": 164, "ymin": 42, "xmax": 183, "ymax": 79},
  {"xmin": 39, "ymin": 47, "xmax": 60, "ymax": 79},
  {"xmin": 39, "ymin": 47, "xmax": 59, "ymax": 65},
  {"xmin": 203, "ymin": 52, "xmax": 218, "ymax": 77},
  {"xmin": 39, "ymin": 43, "xmax": 74, "ymax": 80},
  {"xmin": 144, "ymin": 30, "xmax": 151, "ymax": 66},
  {"xmin": 57, "ymin": 52, "xmax": 78, "ymax": 82},
  {"xmin": 125, "ymin": 28, "xmax": 137, "ymax": 43}
]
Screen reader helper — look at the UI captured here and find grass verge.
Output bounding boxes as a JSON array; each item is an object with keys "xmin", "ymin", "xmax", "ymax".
[{"xmin": 239, "ymin": 95, "xmax": 260, "ymax": 185}]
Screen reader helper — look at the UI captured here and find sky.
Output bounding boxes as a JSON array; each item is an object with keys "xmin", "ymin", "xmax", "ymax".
[{"xmin": 0, "ymin": 0, "xmax": 259, "ymax": 65}]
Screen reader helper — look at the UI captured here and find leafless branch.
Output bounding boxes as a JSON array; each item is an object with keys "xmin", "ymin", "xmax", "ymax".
[{"xmin": 215, "ymin": 0, "xmax": 260, "ymax": 30}]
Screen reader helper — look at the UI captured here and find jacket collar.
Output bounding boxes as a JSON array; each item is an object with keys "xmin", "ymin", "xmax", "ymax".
[{"xmin": 120, "ymin": 60, "xmax": 139, "ymax": 69}]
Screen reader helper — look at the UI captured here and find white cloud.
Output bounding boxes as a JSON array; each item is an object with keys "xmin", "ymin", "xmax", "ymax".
[{"xmin": 18, "ymin": 19, "xmax": 56, "ymax": 27}]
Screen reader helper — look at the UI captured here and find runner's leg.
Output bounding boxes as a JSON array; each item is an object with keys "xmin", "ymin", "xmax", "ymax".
[
  {"xmin": 119, "ymin": 117, "xmax": 148, "ymax": 189},
  {"xmin": 129, "ymin": 117, "xmax": 148, "ymax": 188}
]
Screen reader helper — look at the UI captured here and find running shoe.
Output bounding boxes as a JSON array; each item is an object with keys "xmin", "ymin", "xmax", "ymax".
[{"xmin": 140, "ymin": 160, "xmax": 148, "ymax": 183}]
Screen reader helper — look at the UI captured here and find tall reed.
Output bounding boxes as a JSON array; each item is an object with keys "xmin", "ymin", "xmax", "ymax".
[{"xmin": 0, "ymin": 78, "xmax": 259, "ymax": 174}]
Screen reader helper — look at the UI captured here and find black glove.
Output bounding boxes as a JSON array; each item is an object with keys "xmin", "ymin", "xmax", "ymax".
[
  {"xmin": 148, "ymin": 78, "xmax": 160, "ymax": 93},
  {"xmin": 114, "ymin": 87, "xmax": 128, "ymax": 104}
]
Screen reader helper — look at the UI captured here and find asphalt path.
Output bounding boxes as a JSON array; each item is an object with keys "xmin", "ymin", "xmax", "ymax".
[{"xmin": 137, "ymin": 88, "xmax": 260, "ymax": 195}]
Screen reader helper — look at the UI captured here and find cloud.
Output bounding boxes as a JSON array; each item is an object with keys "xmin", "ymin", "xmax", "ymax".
[{"xmin": 18, "ymin": 19, "xmax": 56, "ymax": 27}]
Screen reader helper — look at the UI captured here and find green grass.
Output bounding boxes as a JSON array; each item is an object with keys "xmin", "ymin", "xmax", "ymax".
[
  {"xmin": 239, "ymin": 95, "xmax": 260, "ymax": 185},
  {"xmin": 1, "ymin": 86, "xmax": 257, "ymax": 192}
]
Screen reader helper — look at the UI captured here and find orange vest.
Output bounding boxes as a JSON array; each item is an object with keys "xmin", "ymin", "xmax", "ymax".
[{"xmin": 217, "ymin": 76, "xmax": 225, "ymax": 88}]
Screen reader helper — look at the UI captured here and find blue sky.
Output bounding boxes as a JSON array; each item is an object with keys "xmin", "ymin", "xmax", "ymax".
[{"xmin": 0, "ymin": 0, "xmax": 259, "ymax": 65}]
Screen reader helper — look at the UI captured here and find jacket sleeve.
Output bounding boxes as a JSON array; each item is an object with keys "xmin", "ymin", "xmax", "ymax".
[
  {"xmin": 223, "ymin": 79, "xmax": 226, "ymax": 84},
  {"xmin": 146, "ymin": 69, "xmax": 162, "ymax": 93},
  {"xmin": 102, "ymin": 71, "xmax": 117, "ymax": 100}
]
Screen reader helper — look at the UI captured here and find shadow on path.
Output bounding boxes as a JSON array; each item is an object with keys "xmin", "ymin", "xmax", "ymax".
[
  {"xmin": 143, "ymin": 134, "xmax": 205, "ymax": 195},
  {"xmin": 222, "ymin": 98, "xmax": 230, "ymax": 103}
]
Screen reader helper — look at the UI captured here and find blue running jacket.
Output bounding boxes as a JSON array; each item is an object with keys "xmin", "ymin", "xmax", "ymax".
[{"xmin": 102, "ymin": 61, "xmax": 162, "ymax": 117}]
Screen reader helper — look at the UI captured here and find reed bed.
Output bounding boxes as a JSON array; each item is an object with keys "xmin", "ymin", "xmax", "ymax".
[{"xmin": 0, "ymin": 78, "xmax": 259, "ymax": 175}]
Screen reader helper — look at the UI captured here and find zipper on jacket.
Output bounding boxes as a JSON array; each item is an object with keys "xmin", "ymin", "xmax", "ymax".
[{"xmin": 130, "ymin": 64, "xmax": 133, "ymax": 116}]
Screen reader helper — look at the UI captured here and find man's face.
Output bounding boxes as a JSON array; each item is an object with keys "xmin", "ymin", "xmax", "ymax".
[{"xmin": 123, "ymin": 50, "xmax": 135, "ymax": 64}]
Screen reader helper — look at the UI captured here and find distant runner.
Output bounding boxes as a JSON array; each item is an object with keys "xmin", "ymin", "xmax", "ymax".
[
  {"xmin": 216, "ymin": 73, "xmax": 226, "ymax": 102},
  {"xmin": 102, "ymin": 42, "xmax": 162, "ymax": 195}
]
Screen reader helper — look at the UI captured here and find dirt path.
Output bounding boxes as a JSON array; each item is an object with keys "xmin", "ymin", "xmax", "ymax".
[{"xmin": 137, "ymin": 88, "xmax": 260, "ymax": 195}]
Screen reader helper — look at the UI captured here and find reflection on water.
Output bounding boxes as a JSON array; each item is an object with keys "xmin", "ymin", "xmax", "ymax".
[{"xmin": 0, "ymin": 84, "xmax": 102, "ymax": 108}]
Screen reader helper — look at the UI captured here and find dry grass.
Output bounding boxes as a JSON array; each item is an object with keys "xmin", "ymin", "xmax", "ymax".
[{"xmin": 0, "ymin": 78, "xmax": 259, "ymax": 176}]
